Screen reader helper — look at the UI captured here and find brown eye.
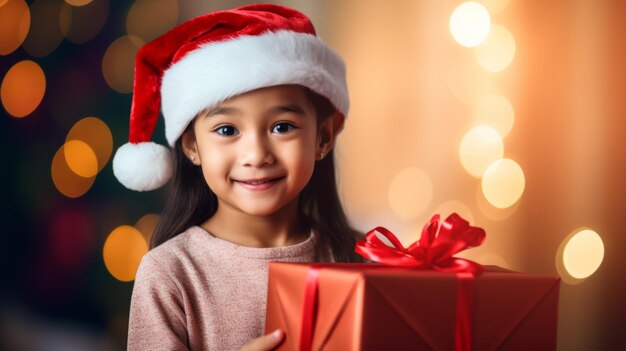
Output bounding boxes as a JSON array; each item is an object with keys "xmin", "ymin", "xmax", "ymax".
[
  {"xmin": 214, "ymin": 125, "xmax": 239, "ymax": 136},
  {"xmin": 271, "ymin": 122, "xmax": 296, "ymax": 134}
]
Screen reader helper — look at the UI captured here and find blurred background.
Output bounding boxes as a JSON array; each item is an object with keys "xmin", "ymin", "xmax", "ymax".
[{"xmin": 1, "ymin": 0, "xmax": 624, "ymax": 350}]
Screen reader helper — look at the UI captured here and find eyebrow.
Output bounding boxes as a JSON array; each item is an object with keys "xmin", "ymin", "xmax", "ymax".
[
  {"xmin": 268, "ymin": 103, "xmax": 306, "ymax": 116},
  {"xmin": 202, "ymin": 106, "xmax": 240, "ymax": 118},
  {"xmin": 203, "ymin": 103, "xmax": 307, "ymax": 118}
]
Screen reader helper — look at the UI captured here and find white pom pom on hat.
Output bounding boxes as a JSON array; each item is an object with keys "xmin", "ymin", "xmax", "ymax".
[
  {"xmin": 112, "ymin": 142, "xmax": 173, "ymax": 191},
  {"xmin": 112, "ymin": 4, "xmax": 349, "ymax": 191}
]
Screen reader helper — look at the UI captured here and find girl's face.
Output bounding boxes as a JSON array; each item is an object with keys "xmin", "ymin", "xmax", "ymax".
[{"xmin": 183, "ymin": 85, "xmax": 327, "ymax": 217}]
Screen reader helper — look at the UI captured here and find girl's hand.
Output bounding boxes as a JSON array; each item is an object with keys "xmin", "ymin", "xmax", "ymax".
[{"xmin": 240, "ymin": 329, "xmax": 284, "ymax": 351}]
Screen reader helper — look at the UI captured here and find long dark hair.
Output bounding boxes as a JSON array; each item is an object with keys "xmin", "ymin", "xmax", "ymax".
[{"xmin": 151, "ymin": 89, "xmax": 363, "ymax": 263}]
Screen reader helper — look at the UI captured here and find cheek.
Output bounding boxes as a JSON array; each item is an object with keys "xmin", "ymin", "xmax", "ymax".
[
  {"xmin": 196, "ymin": 136, "xmax": 228, "ymax": 162},
  {"xmin": 196, "ymin": 141, "xmax": 231, "ymax": 183},
  {"xmin": 284, "ymin": 134, "xmax": 317, "ymax": 177}
]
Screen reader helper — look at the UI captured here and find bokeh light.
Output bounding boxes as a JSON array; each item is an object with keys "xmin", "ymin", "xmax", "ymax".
[
  {"xmin": 475, "ymin": 182, "xmax": 521, "ymax": 220},
  {"xmin": 1, "ymin": 60, "xmax": 46, "ymax": 118},
  {"xmin": 103, "ymin": 225, "xmax": 148, "ymax": 282},
  {"xmin": 126, "ymin": 0, "xmax": 178, "ymax": 43},
  {"xmin": 0, "ymin": 0, "xmax": 30, "ymax": 56},
  {"xmin": 388, "ymin": 167, "xmax": 433, "ymax": 220},
  {"xmin": 475, "ymin": 24, "xmax": 516, "ymax": 72},
  {"xmin": 102, "ymin": 35, "xmax": 144, "ymax": 93},
  {"xmin": 63, "ymin": 140, "xmax": 98, "ymax": 178},
  {"xmin": 481, "ymin": 158, "xmax": 525, "ymax": 208},
  {"xmin": 434, "ymin": 200, "xmax": 474, "ymax": 224},
  {"xmin": 66, "ymin": 117, "xmax": 113, "ymax": 172},
  {"xmin": 65, "ymin": 0, "xmax": 93, "ymax": 6},
  {"xmin": 449, "ymin": 1, "xmax": 491, "ymax": 47},
  {"xmin": 560, "ymin": 229, "xmax": 604, "ymax": 280},
  {"xmin": 459, "ymin": 126, "xmax": 504, "ymax": 177},
  {"xmin": 135, "ymin": 213, "xmax": 160, "ymax": 245},
  {"xmin": 21, "ymin": 0, "xmax": 65, "ymax": 57},
  {"xmin": 60, "ymin": 0, "xmax": 108, "ymax": 44},
  {"xmin": 59, "ymin": 4, "xmax": 72, "ymax": 38},
  {"xmin": 473, "ymin": 94, "xmax": 515, "ymax": 137},
  {"xmin": 51, "ymin": 143, "xmax": 96, "ymax": 198}
]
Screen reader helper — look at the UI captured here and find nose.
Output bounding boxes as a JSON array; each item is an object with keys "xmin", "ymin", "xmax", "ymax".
[{"xmin": 240, "ymin": 132, "xmax": 275, "ymax": 168}]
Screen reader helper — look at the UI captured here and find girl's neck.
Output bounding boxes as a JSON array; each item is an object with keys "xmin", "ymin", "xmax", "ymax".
[{"xmin": 200, "ymin": 198, "xmax": 309, "ymax": 248}]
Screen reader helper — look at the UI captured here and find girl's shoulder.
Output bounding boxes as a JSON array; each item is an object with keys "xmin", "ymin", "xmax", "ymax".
[
  {"xmin": 149, "ymin": 226, "xmax": 198, "ymax": 253},
  {"xmin": 138, "ymin": 226, "xmax": 206, "ymax": 276}
]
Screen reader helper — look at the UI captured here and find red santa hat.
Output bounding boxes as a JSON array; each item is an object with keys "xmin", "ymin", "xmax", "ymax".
[{"xmin": 112, "ymin": 4, "xmax": 349, "ymax": 191}]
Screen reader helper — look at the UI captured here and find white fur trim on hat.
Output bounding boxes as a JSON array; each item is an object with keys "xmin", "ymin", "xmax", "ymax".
[
  {"xmin": 112, "ymin": 142, "xmax": 173, "ymax": 191},
  {"xmin": 161, "ymin": 30, "xmax": 349, "ymax": 146}
]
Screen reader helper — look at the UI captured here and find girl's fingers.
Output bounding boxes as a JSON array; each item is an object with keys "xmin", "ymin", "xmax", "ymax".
[{"xmin": 240, "ymin": 329, "xmax": 284, "ymax": 351}]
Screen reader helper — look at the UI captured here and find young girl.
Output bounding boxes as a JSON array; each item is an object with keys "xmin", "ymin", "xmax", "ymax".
[{"xmin": 112, "ymin": 4, "xmax": 361, "ymax": 350}]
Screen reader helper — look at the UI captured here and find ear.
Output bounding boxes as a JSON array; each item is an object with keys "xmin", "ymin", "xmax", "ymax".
[
  {"xmin": 181, "ymin": 129, "xmax": 200, "ymax": 165},
  {"xmin": 316, "ymin": 111, "xmax": 345, "ymax": 160}
]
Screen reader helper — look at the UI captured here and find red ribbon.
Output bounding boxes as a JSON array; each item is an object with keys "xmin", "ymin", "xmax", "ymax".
[
  {"xmin": 355, "ymin": 213, "xmax": 486, "ymax": 351},
  {"xmin": 300, "ymin": 266, "xmax": 320, "ymax": 351},
  {"xmin": 355, "ymin": 213, "xmax": 485, "ymax": 273}
]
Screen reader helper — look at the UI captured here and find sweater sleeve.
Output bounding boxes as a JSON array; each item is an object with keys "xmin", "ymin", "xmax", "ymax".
[{"xmin": 127, "ymin": 253, "xmax": 190, "ymax": 351}]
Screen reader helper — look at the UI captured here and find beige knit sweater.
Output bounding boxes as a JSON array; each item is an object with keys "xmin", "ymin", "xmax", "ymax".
[{"xmin": 127, "ymin": 226, "xmax": 319, "ymax": 350}]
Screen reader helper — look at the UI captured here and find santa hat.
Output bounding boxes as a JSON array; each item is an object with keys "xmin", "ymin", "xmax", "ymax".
[{"xmin": 112, "ymin": 4, "xmax": 349, "ymax": 191}]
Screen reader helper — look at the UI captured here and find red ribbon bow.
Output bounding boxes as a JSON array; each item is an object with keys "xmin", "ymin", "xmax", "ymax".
[
  {"xmin": 355, "ymin": 212, "xmax": 486, "ymax": 274},
  {"xmin": 353, "ymin": 213, "xmax": 486, "ymax": 351}
]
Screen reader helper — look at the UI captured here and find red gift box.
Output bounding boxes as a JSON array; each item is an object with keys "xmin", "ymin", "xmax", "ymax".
[
  {"xmin": 265, "ymin": 263, "xmax": 559, "ymax": 350},
  {"xmin": 265, "ymin": 214, "xmax": 560, "ymax": 350}
]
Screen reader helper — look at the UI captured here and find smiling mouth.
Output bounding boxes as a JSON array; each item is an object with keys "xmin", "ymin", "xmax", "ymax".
[{"xmin": 233, "ymin": 177, "xmax": 285, "ymax": 190}]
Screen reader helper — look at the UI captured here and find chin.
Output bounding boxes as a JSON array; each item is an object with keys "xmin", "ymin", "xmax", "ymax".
[
  {"xmin": 241, "ymin": 208, "xmax": 282, "ymax": 217},
  {"xmin": 237, "ymin": 203, "xmax": 282, "ymax": 217}
]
